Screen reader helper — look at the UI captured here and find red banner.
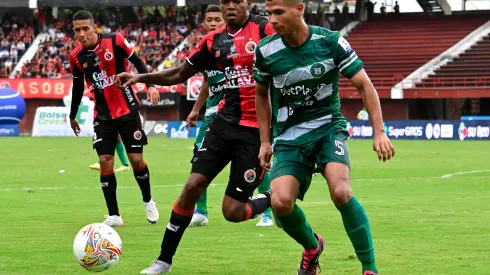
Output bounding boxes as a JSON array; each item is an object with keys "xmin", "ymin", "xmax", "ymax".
[{"xmin": 0, "ymin": 78, "xmax": 185, "ymax": 99}]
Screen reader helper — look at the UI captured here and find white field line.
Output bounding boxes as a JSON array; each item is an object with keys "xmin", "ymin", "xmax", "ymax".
[{"xmin": 1, "ymin": 170, "xmax": 489, "ymax": 192}]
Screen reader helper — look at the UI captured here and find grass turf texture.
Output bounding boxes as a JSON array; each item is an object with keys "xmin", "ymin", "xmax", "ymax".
[{"xmin": 0, "ymin": 137, "xmax": 489, "ymax": 274}]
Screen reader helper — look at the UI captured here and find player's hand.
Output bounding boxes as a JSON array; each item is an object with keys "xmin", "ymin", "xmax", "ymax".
[
  {"xmin": 185, "ymin": 110, "xmax": 199, "ymax": 130},
  {"xmin": 70, "ymin": 119, "xmax": 81, "ymax": 136},
  {"xmin": 373, "ymin": 131, "xmax": 395, "ymax": 162},
  {"xmin": 258, "ymin": 142, "xmax": 273, "ymax": 171},
  {"xmin": 147, "ymin": 87, "xmax": 160, "ymax": 105},
  {"xmin": 116, "ymin": 72, "xmax": 139, "ymax": 89}
]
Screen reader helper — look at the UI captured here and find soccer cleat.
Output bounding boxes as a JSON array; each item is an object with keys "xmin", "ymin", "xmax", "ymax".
[
  {"xmin": 144, "ymin": 200, "xmax": 159, "ymax": 224},
  {"xmin": 189, "ymin": 209, "xmax": 209, "ymax": 227},
  {"xmin": 297, "ymin": 233, "xmax": 325, "ymax": 275},
  {"xmin": 364, "ymin": 271, "xmax": 379, "ymax": 275},
  {"xmin": 256, "ymin": 213, "xmax": 274, "ymax": 227},
  {"xmin": 115, "ymin": 165, "xmax": 130, "ymax": 172},
  {"xmin": 102, "ymin": 215, "xmax": 124, "ymax": 227},
  {"xmin": 89, "ymin": 162, "xmax": 101, "ymax": 170},
  {"xmin": 140, "ymin": 260, "xmax": 172, "ymax": 274}
]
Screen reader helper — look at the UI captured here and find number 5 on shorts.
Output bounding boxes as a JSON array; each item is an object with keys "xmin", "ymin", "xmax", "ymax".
[{"xmin": 334, "ymin": 140, "xmax": 345, "ymax": 156}]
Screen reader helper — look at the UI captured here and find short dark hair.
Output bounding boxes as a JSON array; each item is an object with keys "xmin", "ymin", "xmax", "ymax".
[
  {"xmin": 205, "ymin": 5, "xmax": 221, "ymax": 14},
  {"xmin": 73, "ymin": 10, "xmax": 94, "ymax": 23}
]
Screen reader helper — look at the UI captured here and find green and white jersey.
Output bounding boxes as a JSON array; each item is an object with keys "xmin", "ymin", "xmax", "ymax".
[
  {"xmin": 203, "ymin": 69, "xmax": 226, "ymax": 118},
  {"xmin": 253, "ymin": 25, "xmax": 363, "ymax": 147}
]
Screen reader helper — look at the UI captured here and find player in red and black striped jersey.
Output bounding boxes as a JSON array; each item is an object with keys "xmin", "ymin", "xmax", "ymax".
[
  {"xmin": 68, "ymin": 10, "xmax": 160, "ymax": 227},
  {"xmin": 117, "ymin": 0, "xmax": 275, "ymax": 273}
]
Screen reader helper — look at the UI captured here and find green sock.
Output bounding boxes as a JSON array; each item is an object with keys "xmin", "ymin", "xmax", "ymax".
[
  {"xmin": 277, "ymin": 204, "xmax": 318, "ymax": 250},
  {"xmin": 258, "ymin": 171, "xmax": 271, "ymax": 216},
  {"xmin": 196, "ymin": 189, "xmax": 208, "ymax": 216},
  {"xmin": 115, "ymin": 140, "xmax": 129, "ymax": 166},
  {"xmin": 336, "ymin": 197, "xmax": 378, "ymax": 273}
]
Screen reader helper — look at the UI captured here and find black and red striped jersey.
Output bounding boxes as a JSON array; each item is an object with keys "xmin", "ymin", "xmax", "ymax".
[
  {"xmin": 69, "ymin": 33, "xmax": 140, "ymax": 120},
  {"xmin": 186, "ymin": 14, "xmax": 275, "ymax": 128}
]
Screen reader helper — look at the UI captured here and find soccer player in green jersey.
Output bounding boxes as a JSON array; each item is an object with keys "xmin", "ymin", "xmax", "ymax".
[
  {"xmin": 253, "ymin": 0, "xmax": 395, "ymax": 274},
  {"xmin": 186, "ymin": 5, "xmax": 273, "ymax": 227}
]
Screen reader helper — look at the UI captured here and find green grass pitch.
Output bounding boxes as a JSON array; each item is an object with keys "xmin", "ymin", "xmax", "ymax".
[{"xmin": 0, "ymin": 137, "xmax": 489, "ymax": 274}]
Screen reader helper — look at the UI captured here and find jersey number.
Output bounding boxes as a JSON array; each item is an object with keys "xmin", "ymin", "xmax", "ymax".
[{"xmin": 334, "ymin": 140, "xmax": 345, "ymax": 156}]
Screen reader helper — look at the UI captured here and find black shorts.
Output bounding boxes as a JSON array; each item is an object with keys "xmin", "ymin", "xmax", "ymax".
[
  {"xmin": 93, "ymin": 111, "xmax": 147, "ymax": 156},
  {"xmin": 191, "ymin": 115, "xmax": 263, "ymax": 203}
]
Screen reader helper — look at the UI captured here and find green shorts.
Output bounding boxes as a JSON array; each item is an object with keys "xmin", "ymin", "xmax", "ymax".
[
  {"xmin": 270, "ymin": 127, "xmax": 350, "ymax": 201},
  {"xmin": 195, "ymin": 115, "xmax": 215, "ymax": 147}
]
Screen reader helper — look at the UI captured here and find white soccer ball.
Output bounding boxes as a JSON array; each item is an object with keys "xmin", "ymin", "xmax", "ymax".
[{"xmin": 73, "ymin": 223, "xmax": 123, "ymax": 272}]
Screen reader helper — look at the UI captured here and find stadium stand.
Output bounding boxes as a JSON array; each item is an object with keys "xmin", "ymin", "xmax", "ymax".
[
  {"xmin": 15, "ymin": 6, "xmax": 197, "ymax": 78},
  {"xmin": 340, "ymin": 15, "xmax": 490, "ymax": 90},
  {"xmin": 0, "ymin": 15, "xmax": 35, "ymax": 78},
  {"xmin": 416, "ymin": 33, "xmax": 490, "ymax": 88}
]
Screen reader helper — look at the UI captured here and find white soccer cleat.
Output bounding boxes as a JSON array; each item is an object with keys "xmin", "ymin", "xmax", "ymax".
[
  {"xmin": 115, "ymin": 165, "xmax": 130, "ymax": 172},
  {"xmin": 189, "ymin": 211, "xmax": 208, "ymax": 227},
  {"xmin": 89, "ymin": 162, "xmax": 101, "ymax": 170},
  {"xmin": 140, "ymin": 260, "xmax": 172, "ymax": 274},
  {"xmin": 145, "ymin": 200, "xmax": 159, "ymax": 224},
  {"xmin": 102, "ymin": 215, "xmax": 124, "ymax": 227},
  {"xmin": 256, "ymin": 213, "xmax": 274, "ymax": 227}
]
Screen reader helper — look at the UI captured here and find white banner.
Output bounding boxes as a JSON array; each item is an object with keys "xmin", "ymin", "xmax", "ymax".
[{"xmin": 32, "ymin": 98, "xmax": 94, "ymax": 137}]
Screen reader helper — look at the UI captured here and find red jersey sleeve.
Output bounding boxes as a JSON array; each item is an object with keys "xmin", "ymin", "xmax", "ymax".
[
  {"xmin": 115, "ymin": 32, "xmax": 135, "ymax": 58},
  {"xmin": 259, "ymin": 21, "xmax": 276, "ymax": 39},
  {"xmin": 186, "ymin": 33, "xmax": 215, "ymax": 72},
  {"xmin": 69, "ymin": 50, "xmax": 84, "ymax": 78}
]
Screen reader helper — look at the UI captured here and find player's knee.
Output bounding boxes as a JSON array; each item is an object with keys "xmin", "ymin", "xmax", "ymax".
[
  {"xmin": 99, "ymin": 155, "xmax": 114, "ymax": 171},
  {"xmin": 222, "ymin": 203, "xmax": 244, "ymax": 223},
  {"xmin": 271, "ymin": 192, "xmax": 295, "ymax": 216},
  {"xmin": 329, "ymin": 178, "xmax": 353, "ymax": 206}
]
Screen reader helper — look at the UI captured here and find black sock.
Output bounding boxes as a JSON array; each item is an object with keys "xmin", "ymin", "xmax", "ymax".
[
  {"xmin": 246, "ymin": 190, "xmax": 271, "ymax": 220},
  {"xmin": 134, "ymin": 163, "xmax": 151, "ymax": 203},
  {"xmin": 157, "ymin": 204, "xmax": 193, "ymax": 264},
  {"xmin": 101, "ymin": 173, "xmax": 119, "ymax": 216}
]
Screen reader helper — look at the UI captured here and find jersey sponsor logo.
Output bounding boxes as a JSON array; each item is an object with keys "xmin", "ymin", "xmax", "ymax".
[
  {"xmin": 223, "ymin": 37, "xmax": 245, "ymax": 43},
  {"xmin": 245, "ymin": 41, "xmax": 257, "ymax": 54},
  {"xmin": 227, "ymin": 44, "xmax": 239, "ymax": 59},
  {"xmin": 244, "ymin": 169, "xmax": 257, "ymax": 183},
  {"xmin": 310, "ymin": 63, "xmax": 327, "ymax": 78},
  {"xmin": 209, "ymin": 83, "xmax": 227, "ymax": 96},
  {"xmin": 92, "ymin": 69, "xmax": 117, "ymax": 90},
  {"xmin": 104, "ymin": 50, "xmax": 113, "ymax": 61},
  {"xmin": 206, "ymin": 70, "xmax": 223, "ymax": 78},
  {"xmin": 224, "ymin": 65, "xmax": 254, "ymax": 88},
  {"xmin": 338, "ymin": 36, "xmax": 353, "ymax": 54},
  {"xmin": 280, "ymin": 85, "xmax": 312, "ymax": 96},
  {"xmin": 133, "ymin": 130, "xmax": 142, "ymax": 140},
  {"xmin": 124, "ymin": 87, "xmax": 135, "ymax": 103}
]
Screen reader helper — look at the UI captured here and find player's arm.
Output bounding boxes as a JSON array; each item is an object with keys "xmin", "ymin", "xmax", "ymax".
[
  {"xmin": 253, "ymin": 46, "xmax": 273, "ymax": 170},
  {"xmin": 186, "ymin": 75, "xmax": 209, "ymax": 130},
  {"xmin": 334, "ymin": 33, "xmax": 395, "ymax": 161},
  {"xmin": 117, "ymin": 34, "xmax": 213, "ymax": 88},
  {"xmin": 68, "ymin": 54, "xmax": 84, "ymax": 136},
  {"xmin": 192, "ymin": 74, "xmax": 209, "ymax": 113},
  {"xmin": 349, "ymin": 70, "xmax": 383, "ymax": 134},
  {"xmin": 115, "ymin": 33, "xmax": 160, "ymax": 104}
]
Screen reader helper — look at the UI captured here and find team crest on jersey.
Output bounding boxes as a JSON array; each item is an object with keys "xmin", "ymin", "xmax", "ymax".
[
  {"xmin": 310, "ymin": 63, "xmax": 326, "ymax": 78},
  {"xmin": 245, "ymin": 41, "xmax": 257, "ymax": 54},
  {"xmin": 133, "ymin": 130, "xmax": 142, "ymax": 140},
  {"xmin": 244, "ymin": 169, "xmax": 256, "ymax": 183},
  {"xmin": 104, "ymin": 50, "xmax": 113, "ymax": 61}
]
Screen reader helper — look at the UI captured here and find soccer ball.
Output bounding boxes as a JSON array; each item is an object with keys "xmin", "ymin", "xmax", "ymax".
[{"xmin": 73, "ymin": 223, "xmax": 123, "ymax": 272}]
